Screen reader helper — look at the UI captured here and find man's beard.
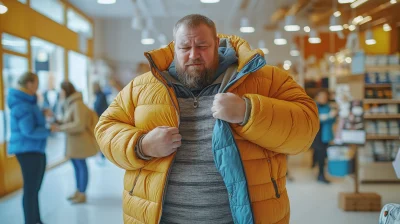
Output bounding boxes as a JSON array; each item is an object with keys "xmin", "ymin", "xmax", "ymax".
[{"xmin": 175, "ymin": 51, "xmax": 219, "ymax": 90}]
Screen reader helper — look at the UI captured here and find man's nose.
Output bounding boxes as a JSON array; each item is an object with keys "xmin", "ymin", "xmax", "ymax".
[{"xmin": 189, "ymin": 47, "xmax": 200, "ymax": 60}]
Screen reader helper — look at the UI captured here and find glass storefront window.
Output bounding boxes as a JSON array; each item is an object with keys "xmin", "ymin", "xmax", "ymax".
[
  {"xmin": 67, "ymin": 8, "xmax": 93, "ymax": 38},
  {"xmin": 2, "ymin": 54, "xmax": 29, "ymax": 154},
  {"xmin": 1, "ymin": 33, "xmax": 28, "ymax": 55},
  {"xmin": 31, "ymin": 37, "xmax": 66, "ymax": 165},
  {"xmin": 68, "ymin": 51, "xmax": 89, "ymax": 103},
  {"xmin": 30, "ymin": 0, "xmax": 65, "ymax": 24}
]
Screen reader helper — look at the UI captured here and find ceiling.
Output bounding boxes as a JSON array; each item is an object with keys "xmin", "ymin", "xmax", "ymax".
[{"xmin": 68, "ymin": 0, "xmax": 298, "ymax": 31}]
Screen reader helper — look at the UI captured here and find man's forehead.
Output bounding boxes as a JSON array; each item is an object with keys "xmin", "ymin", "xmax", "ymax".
[{"xmin": 175, "ymin": 25, "xmax": 213, "ymax": 43}]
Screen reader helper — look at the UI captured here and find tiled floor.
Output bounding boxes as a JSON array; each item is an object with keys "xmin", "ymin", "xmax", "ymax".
[{"xmin": 1, "ymin": 156, "xmax": 399, "ymax": 224}]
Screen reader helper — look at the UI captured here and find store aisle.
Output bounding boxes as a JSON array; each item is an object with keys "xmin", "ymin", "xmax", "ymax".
[
  {"xmin": 0, "ymin": 158, "xmax": 399, "ymax": 224},
  {"xmin": 0, "ymin": 158, "xmax": 124, "ymax": 224}
]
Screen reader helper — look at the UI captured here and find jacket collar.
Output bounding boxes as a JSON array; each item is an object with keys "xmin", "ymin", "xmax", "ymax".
[{"xmin": 144, "ymin": 34, "xmax": 264, "ymax": 73}]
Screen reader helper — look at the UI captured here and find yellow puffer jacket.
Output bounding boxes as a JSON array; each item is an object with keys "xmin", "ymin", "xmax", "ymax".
[{"xmin": 95, "ymin": 34, "xmax": 319, "ymax": 224}]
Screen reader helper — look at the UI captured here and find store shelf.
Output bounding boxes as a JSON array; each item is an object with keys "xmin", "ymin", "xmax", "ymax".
[
  {"xmin": 366, "ymin": 65, "xmax": 400, "ymax": 72},
  {"xmin": 365, "ymin": 84, "xmax": 392, "ymax": 88},
  {"xmin": 336, "ymin": 74, "xmax": 364, "ymax": 84},
  {"xmin": 364, "ymin": 114, "xmax": 400, "ymax": 119},
  {"xmin": 364, "ymin": 99, "xmax": 400, "ymax": 104},
  {"xmin": 366, "ymin": 135, "xmax": 400, "ymax": 140}
]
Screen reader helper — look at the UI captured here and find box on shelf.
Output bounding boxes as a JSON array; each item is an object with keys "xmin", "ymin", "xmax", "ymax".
[{"xmin": 339, "ymin": 192, "xmax": 381, "ymax": 211}]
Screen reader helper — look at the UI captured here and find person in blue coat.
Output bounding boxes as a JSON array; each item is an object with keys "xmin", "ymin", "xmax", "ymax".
[
  {"xmin": 312, "ymin": 89, "xmax": 336, "ymax": 184},
  {"xmin": 7, "ymin": 72, "xmax": 57, "ymax": 224},
  {"xmin": 93, "ymin": 82, "xmax": 109, "ymax": 163}
]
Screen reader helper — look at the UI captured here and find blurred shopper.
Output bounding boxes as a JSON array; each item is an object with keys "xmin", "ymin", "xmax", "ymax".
[
  {"xmin": 7, "ymin": 72, "xmax": 57, "ymax": 224},
  {"xmin": 95, "ymin": 14, "xmax": 319, "ymax": 223},
  {"xmin": 93, "ymin": 82, "xmax": 108, "ymax": 164},
  {"xmin": 312, "ymin": 89, "xmax": 336, "ymax": 184},
  {"xmin": 55, "ymin": 81, "xmax": 99, "ymax": 204}
]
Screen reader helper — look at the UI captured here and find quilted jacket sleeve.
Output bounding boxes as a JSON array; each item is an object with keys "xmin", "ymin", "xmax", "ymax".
[
  {"xmin": 94, "ymin": 80, "xmax": 149, "ymax": 170},
  {"xmin": 232, "ymin": 67, "xmax": 319, "ymax": 155}
]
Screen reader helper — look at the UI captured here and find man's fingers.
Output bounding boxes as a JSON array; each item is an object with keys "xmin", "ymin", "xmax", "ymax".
[
  {"xmin": 172, "ymin": 141, "xmax": 181, "ymax": 149},
  {"xmin": 172, "ymin": 134, "xmax": 182, "ymax": 142},
  {"xmin": 167, "ymin": 127, "xmax": 180, "ymax": 134}
]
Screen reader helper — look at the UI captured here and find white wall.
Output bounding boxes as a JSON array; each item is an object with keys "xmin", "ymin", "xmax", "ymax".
[{"xmin": 94, "ymin": 18, "xmax": 299, "ymax": 85}]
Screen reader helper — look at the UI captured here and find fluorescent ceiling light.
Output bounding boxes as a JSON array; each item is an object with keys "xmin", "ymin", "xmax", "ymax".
[
  {"xmin": 334, "ymin": 11, "xmax": 342, "ymax": 17},
  {"xmin": 258, "ymin": 40, "xmax": 269, "ymax": 54},
  {"xmin": 240, "ymin": 27, "xmax": 255, "ymax": 33},
  {"xmin": 349, "ymin": 24, "xmax": 356, "ymax": 31},
  {"xmin": 309, "ymin": 30, "xmax": 321, "ymax": 44},
  {"xmin": 390, "ymin": 0, "xmax": 397, "ymax": 4},
  {"xmin": 330, "ymin": 25, "xmax": 344, "ymax": 31},
  {"xmin": 284, "ymin": 16, "xmax": 300, "ymax": 32},
  {"xmin": 240, "ymin": 17, "xmax": 255, "ymax": 33},
  {"xmin": 351, "ymin": 0, "xmax": 368, "ymax": 8},
  {"xmin": 309, "ymin": 38, "xmax": 321, "ymax": 44},
  {"xmin": 283, "ymin": 64, "xmax": 291, "ymax": 70},
  {"xmin": 141, "ymin": 30, "xmax": 154, "ymax": 45},
  {"xmin": 274, "ymin": 31, "xmax": 287, "ymax": 45},
  {"xmin": 383, "ymin": 23, "xmax": 392, "ymax": 32},
  {"xmin": 200, "ymin": 0, "xmax": 220, "ymax": 3},
  {"xmin": 345, "ymin": 57, "xmax": 352, "ymax": 63},
  {"xmin": 359, "ymin": 16, "xmax": 372, "ymax": 25},
  {"xmin": 290, "ymin": 44, "xmax": 300, "ymax": 57},
  {"xmin": 329, "ymin": 56, "xmax": 336, "ymax": 62},
  {"xmin": 274, "ymin": 39, "xmax": 287, "ymax": 45},
  {"xmin": 290, "ymin": 50, "xmax": 300, "ymax": 57},
  {"xmin": 365, "ymin": 39, "xmax": 376, "ymax": 45},
  {"xmin": 0, "ymin": 1, "xmax": 8, "ymax": 14},
  {"xmin": 284, "ymin": 60, "xmax": 292, "ymax": 66},
  {"xmin": 142, "ymin": 38, "xmax": 155, "ymax": 45},
  {"xmin": 343, "ymin": 24, "xmax": 349, "ymax": 29},
  {"xmin": 97, "ymin": 0, "xmax": 116, "ymax": 4},
  {"xmin": 304, "ymin": 26, "xmax": 311, "ymax": 33},
  {"xmin": 284, "ymin": 25, "xmax": 300, "ymax": 32},
  {"xmin": 353, "ymin": 16, "xmax": 364, "ymax": 25},
  {"xmin": 365, "ymin": 29, "xmax": 376, "ymax": 45}
]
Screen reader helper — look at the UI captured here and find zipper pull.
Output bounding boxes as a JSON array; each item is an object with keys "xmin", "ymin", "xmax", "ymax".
[
  {"xmin": 193, "ymin": 98, "xmax": 199, "ymax": 108},
  {"xmin": 271, "ymin": 177, "xmax": 281, "ymax": 198}
]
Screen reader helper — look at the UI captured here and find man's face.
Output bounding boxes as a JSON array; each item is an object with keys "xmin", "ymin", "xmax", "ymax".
[{"xmin": 174, "ymin": 24, "xmax": 219, "ymax": 89}]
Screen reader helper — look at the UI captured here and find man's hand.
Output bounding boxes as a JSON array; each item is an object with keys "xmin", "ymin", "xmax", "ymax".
[
  {"xmin": 211, "ymin": 93, "xmax": 246, "ymax": 124},
  {"xmin": 141, "ymin": 126, "xmax": 182, "ymax": 158}
]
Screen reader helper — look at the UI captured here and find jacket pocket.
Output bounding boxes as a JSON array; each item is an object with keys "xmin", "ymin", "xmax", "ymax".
[{"xmin": 129, "ymin": 169, "xmax": 142, "ymax": 196}]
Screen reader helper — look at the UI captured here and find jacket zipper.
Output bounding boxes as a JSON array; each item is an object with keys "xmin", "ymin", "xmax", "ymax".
[
  {"xmin": 144, "ymin": 53, "xmax": 180, "ymax": 224},
  {"xmin": 264, "ymin": 151, "xmax": 280, "ymax": 199},
  {"xmin": 129, "ymin": 168, "xmax": 142, "ymax": 196}
]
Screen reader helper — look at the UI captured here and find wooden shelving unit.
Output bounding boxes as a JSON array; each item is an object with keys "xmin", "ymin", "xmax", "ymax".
[
  {"xmin": 365, "ymin": 84, "xmax": 392, "ymax": 88},
  {"xmin": 364, "ymin": 114, "xmax": 400, "ymax": 119},
  {"xmin": 366, "ymin": 65, "xmax": 400, "ymax": 72},
  {"xmin": 336, "ymin": 65, "xmax": 400, "ymax": 184},
  {"xmin": 364, "ymin": 99, "xmax": 400, "ymax": 104},
  {"xmin": 366, "ymin": 135, "xmax": 400, "ymax": 140}
]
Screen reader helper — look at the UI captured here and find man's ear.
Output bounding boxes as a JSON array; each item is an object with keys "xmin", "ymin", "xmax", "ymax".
[{"xmin": 216, "ymin": 37, "xmax": 220, "ymax": 47}]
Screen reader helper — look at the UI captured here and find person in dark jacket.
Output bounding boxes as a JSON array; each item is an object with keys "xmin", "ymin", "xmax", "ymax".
[
  {"xmin": 312, "ymin": 89, "xmax": 336, "ymax": 184},
  {"xmin": 93, "ymin": 82, "xmax": 108, "ymax": 117},
  {"xmin": 93, "ymin": 82, "xmax": 108, "ymax": 163},
  {"xmin": 7, "ymin": 72, "xmax": 57, "ymax": 224}
]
